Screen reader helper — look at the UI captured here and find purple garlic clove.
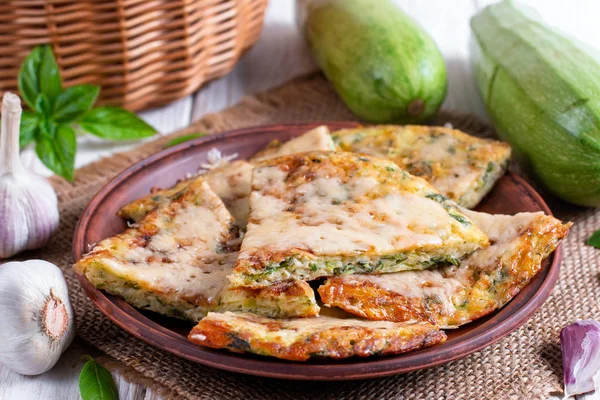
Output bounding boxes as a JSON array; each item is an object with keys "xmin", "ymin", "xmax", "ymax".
[{"xmin": 561, "ymin": 320, "xmax": 600, "ymax": 398}]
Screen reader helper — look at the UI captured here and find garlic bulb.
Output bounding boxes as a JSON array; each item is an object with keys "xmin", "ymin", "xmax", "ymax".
[
  {"xmin": 0, "ymin": 260, "xmax": 75, "ymax": 375},
  {"xmin": 0, "ymin": 92, "xmax": 59, "ymax": 258}
]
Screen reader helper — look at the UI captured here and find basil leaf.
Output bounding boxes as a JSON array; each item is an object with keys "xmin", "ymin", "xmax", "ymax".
[
  {"xmin": 166, "ymin": 133, "xmax": 208, "ymax": 148},
  {"xmin": 53, "ymin": 85, "xmax": 100, "ymax": 123},
  {"xmin": 39, "ymin": 45, "xmax": 62, "ymax": 107},
  {"xmin": 18, "ymin": 46, "xmax": 43, "ymax": 109},
  {"xmin": 38, "ymin": 116, "xmax": 57, "ymax": 139},
  {"xmin": 34, "ymin": 93, "xmax": 51, "ymax": 116},
  {"xmin": 35, "ymin": 124, "xmax": 76, "ymax": 181},
  {"xmin": 80, "ymin": 106, "xmax": 156, "ymax": 140},
  {"xmin": 79, "ymin": 359, "xmax": 118, "ymax": 400},
  {"xmin": 20, "ymin": 111, "xmax": 39, "ymax": 148},
  {"xmin": 587, "ymin": 230, "xmax": 600, "ymax": 249},
  {"xmin": 18, "ymin": 45, "xmax": 62, "ymax": 110}
]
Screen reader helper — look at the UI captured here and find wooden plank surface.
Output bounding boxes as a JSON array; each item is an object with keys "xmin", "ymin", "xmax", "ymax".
[{"xmin": 3, "ymin": 1, "xmax": 599, "ymax": 398}]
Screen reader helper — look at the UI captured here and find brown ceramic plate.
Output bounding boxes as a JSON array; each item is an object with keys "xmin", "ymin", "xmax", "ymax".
[{"xmin": 73, "ymin": 122, "xmax": 562, "ymax": 381}]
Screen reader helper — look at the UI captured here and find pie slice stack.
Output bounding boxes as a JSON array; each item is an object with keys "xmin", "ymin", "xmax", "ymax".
[
  {"xmin": 74, "ymin": 177, "xmax": 320, "ymax": 320},
  {"xmin": 318, "ymin": 210, "xmax": 571, "ymax": 328}
]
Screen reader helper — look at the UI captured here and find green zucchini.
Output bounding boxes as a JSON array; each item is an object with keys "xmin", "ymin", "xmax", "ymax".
[
  {"xmin": 471, "ymin": 0, "xmax": 600, "ymax": 206},
  {"xmin": 300, "ymin": 0, "xmax": 447, "ymax": 123}
]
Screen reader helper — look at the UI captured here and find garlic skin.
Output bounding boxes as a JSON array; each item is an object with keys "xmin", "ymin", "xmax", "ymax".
[
  {"xmin": 0, "ymin": 260, "xmax": 75, "ymax": 375},
  {"xmin": 561, "ymin": 320, "xmax": 600, "ymax": 398},
  {"xmin": 0, "ymin": 93, "xmax": 59, "ymax": 258}
]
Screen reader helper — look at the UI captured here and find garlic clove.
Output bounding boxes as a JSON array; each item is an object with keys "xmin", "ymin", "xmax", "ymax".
[
  {"xmin": 0, "ymin": 260, "xmax": 75, "ymax": 375},
  {"xmin": 0, "ymin": 93, "xmax": 59, "ymax": 258},
  {"xmin": 561, "ymin": 320, "xmax": 600, "ymax": 398}
]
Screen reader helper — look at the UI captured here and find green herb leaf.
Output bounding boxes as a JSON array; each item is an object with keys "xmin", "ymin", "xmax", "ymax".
[
  {"xmin": 79, "ymin": 358, "xmax": 119, "ymax": 400},
  {"xmin": 18, "ymin": 45, "xmax": 62, "ymax": 110},
  {"xmin": 18, "ymin": 46, "xmax": 43, "ymax": 109},
  {"xmin": 20, "ymin": 111, "xmax": 39, "ymax": 148},
  {"xmin": 35, "ymin": 124, "xmax": 76, "ymax": 181},
  {"xmin": 166, "ymin": 133, "xmax": 208, "ymax": 148},
  {"xmin": 16, "ymin": 45, "xmax": 155, "ymax": 182},
  {"xmin": 34, "ymin": 93, "xmax": 52, "ymax": 116},
  {"xmin": 587, "ymin": 230, "xmax": 600, "ymax": 249},
  {"xmin": 53, "ymin": 85, "xmax": 100, "ymax": 123},
  {"xmin": 80, "ymin": 106, "xmax": 156, "ymax": 140},
  {"xmin": 39, "ymin": 45, "xmax": 62, "ymax": 107},
  {"xmin": 38, "ymin": 116, "xmax": 57, "ymax": 139}
]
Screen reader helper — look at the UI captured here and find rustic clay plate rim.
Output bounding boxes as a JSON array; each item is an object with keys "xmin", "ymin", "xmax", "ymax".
[{"xmin": 73, "ymin": 122, "xmax": 562, "ymax": 381}]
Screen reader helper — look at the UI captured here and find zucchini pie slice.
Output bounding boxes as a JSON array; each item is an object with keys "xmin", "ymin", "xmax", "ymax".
[
  {"xmin": 229, "ymin": 151, "xmax": 489, "ymax": 288},
  {"xmin": 331, "ymin": 125, "xmax": 511, "ymax": 208},
  {"xmin": 188, "ymin": 309, "xmax": 445, "ymax": 361}
]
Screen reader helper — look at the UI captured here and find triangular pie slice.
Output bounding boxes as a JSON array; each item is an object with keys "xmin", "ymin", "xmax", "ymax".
[
  {"xmin": 318, "ymin": 210, "xmax": 570, "ymax": 328},
  {"xmin": 188, "ymin": 309, "xmax": 445, "ymax": 361},
  {"xmin": 331, "ymin": 125, "xmax": 512, "ymax": 208},
  {"xmin": 229, "ymin": 151, "xmax": 489, "ymax": 288},
  {"xmin": 74, "ymin": 177, "xmax": 319, "ymax": 321}
]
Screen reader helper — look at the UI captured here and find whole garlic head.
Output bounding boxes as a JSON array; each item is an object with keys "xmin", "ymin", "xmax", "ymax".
[
  {"xmin": 0, "ymin": 260, "xmax": 75, "ymax": 375},
  {"xmin": 0, "ymin": 93, "xmax": 59, "ymax": 258}
]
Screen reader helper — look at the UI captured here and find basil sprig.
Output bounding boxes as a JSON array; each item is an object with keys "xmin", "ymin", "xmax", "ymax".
[
  {"xmin": 15, "ymin": 45, "xmax": 156, "ymax": 181},
  {"xmin": 79, "ymin": 356, "xmax": 119, "ymax": 400}
]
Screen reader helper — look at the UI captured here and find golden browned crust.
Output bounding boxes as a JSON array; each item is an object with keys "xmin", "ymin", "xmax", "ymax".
[
  {"xmin": 319, "ymin": 278, "xmax": 441, "ymax": 324},
  {"xmin": 188, "ymin": 312, "xmax": 446, "ymax": 361},
  {"xmin": 117, "ymin": 178, "xmax": 194, "ymax": 222},
  {"xmin": 319, "ymin": 213, "xmax": 571, "ymax": 327}
]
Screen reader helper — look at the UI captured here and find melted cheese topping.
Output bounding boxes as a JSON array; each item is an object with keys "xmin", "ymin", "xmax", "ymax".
[
  {"xmin": 233, "ymin": 152, "xmax": 489, "ymax": 286},
  {"xmin": 332, "ymin": 125, "xmax": 511, "ymax": 208},
  {"xmin": 252, "ymin": 126, "xmax": 335, "ymax": 161},
  {"xmin": 102, "ymin": 254, "xmax": 234, "ymax": 304},
  {"xmin": 325, "ymin": 210, "xmax": 549, "ymax": 324},
  {"xmin": 415, "ymin": 134, "xmax": 481, "ymax": 195},
  {"xmin": 461, "ymin": 210, "xmax": 542, "ymax": 269},
  {"xmin": 78, "ymin": 179, "xmax": 240, "ymax": 305},
  {"xmin": 202, "ymin": 127, "xmax": 335, "ymax": 228},
  {"xmin": 245, "ymin": 175, "xmax": 459, "ymax": 255}
]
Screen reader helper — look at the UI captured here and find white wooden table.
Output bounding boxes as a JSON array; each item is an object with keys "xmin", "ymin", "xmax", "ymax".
[{"xmin": 2, "ymin": 1, "xmax": 598, "ymax": 399}]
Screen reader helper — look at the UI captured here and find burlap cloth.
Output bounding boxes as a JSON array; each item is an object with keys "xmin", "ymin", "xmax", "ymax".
[{"xmin": 36, "ymin": 73, "xmax": 598, "ymax": 399}]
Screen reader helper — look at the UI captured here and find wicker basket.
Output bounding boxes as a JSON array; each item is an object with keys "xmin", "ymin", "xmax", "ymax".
[{"xmin": 0, "ymin": 0, "xmax": 268, "ymax": 111}]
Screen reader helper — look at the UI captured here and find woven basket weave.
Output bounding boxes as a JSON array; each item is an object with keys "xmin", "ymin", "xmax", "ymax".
[{"xmin": 0, "ymin": 0, "xmax": 268, "ymax": 111}]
